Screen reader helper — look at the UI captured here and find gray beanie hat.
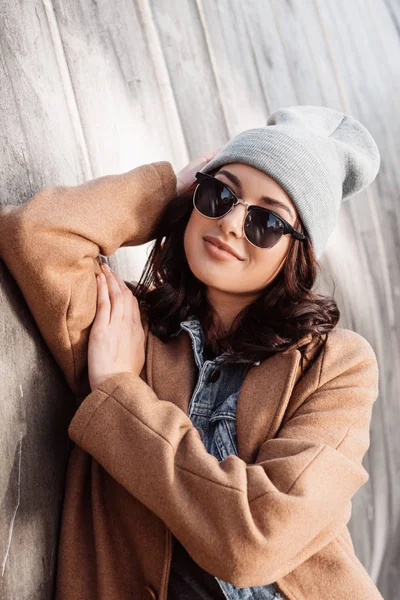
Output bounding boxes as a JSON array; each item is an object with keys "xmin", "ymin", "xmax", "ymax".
[{"xmin": 199, "ymin": 105, "xmax": 380, "ymax": 259}]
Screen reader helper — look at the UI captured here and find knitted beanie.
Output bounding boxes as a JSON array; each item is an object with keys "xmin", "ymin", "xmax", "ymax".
[{"xmin": 199, "ymin": 105, "xmax": 381, "ymax": 259}]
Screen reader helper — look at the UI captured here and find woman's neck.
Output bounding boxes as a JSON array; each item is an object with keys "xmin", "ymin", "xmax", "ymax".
[{"xmin": 205, "ymin": 285, "xmax": 260, "ymax": 332}]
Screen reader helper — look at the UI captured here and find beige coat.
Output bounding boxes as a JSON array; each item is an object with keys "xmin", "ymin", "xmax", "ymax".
[{"xmin": 0, "ymin": 161, "xmax": 383, "ymax": 600}]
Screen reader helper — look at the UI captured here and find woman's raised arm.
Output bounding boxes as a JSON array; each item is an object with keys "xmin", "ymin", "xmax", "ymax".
[{"xmin": 0, "ymin": 161, "xmax": 177, "ymax": 398}]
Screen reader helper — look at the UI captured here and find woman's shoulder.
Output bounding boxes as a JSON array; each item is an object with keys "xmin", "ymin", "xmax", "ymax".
[
  {"xmin": 298, "ymin": 326, "xmax": 377, "ymax": 366},
  {"xmin": 314, "ymin": 326, "xmax": 379, "ymax": 388},
  {"xmin": 324, "ymin": 326, "xmax": 377, "ymax": 360}
]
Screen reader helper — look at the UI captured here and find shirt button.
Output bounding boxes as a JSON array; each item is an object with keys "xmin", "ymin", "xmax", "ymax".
[{"xmin": 209, "ymin": 368, "xmax": 221, "ymax": 383}]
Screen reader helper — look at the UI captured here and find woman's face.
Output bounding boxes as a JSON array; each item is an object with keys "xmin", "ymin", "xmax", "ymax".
[{"xmin": 183, "ymin": 162, "xmax": 299, "ymax": 295}]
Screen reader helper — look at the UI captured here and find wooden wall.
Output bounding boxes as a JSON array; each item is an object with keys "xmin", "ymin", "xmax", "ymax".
[{"xmin": 0, "ymin": 1, "xmax": 399, "ymax": 598}]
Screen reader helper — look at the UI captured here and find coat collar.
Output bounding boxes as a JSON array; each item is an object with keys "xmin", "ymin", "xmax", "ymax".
[
  {"xmin": 147, "ymin": 327, "xmax": 314, "ymax": 464},
  {"xmin": 171, "ymin": 315, "xmax": 313, "ymax": 360}
]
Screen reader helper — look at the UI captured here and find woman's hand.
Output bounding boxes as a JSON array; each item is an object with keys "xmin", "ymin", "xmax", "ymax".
[
  {"xmin": 175, "ymin": 147, "xmax": 223, "ymax": 197},
  {"xmin": 88, "ymin": 263, "xmax": 145, "ymax": 392}
]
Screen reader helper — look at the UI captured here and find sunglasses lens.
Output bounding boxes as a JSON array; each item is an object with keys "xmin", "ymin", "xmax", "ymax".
[
  {"xmin": 194, "ymin": 179, "xmax": 233, "ymax": 218},
  {"xmin": 244, "ymin": 209, "xmax": 285, "ymax": 248}
]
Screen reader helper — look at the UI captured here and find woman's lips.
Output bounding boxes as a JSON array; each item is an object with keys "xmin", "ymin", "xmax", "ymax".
[{"xmin": 203, "ymin": 238, "xmax": 241, "ymax": 262}]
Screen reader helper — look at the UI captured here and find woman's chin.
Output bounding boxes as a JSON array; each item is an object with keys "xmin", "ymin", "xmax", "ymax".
[{"xmin": 188, "ymin": 261, "xmax": 239, "ymax": 290}]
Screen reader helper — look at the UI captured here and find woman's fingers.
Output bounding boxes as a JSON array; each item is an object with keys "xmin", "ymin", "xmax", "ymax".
[
  {"xmin": 175, "ymin": 147, "xmax": 223, "ymax": 196},
  {"xmin": 112, "ymin": 269, "xmax": 135, "ymax": 321},
  {"xmin": 95, "ymin": 271, "xmax": 111, "ymax": 327},
  {"xmin": 202, "ymin": 146, "xmax": 223, "ymax": 162},
  {"xmin": 89, "ymin": 265, "xmax": 146, "ymax": 386},
  {"xmin": 101, "ymin": 264, "xmax": 124, "ymax": 322},
  {"xmin": 101, "ymin": 265, "xmax": 141, "ymax": 325},
  {"xmin": 109, "ymin": 269, "xmax": 141, "ymax": 324}
]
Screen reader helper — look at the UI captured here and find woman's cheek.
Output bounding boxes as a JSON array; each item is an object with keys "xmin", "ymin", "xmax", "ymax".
[
  {"xmin": 183, "ymin": 221, "xmax": 197, "ymax": 272},
  {"xmin": 183, "ymin": 221, "xmax": 191, "ymax": 263}
]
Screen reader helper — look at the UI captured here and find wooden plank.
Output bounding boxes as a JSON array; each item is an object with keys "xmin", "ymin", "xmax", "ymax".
[
  {"xmin": 196, "ymin": 0, "xmax": 271, "ymax": 131},
  {"xmin": 0, "ymin": 1, "xmax": 87, "ymax": 597},
  {"xmin": 314, "ymin": 2, "xmax": 400, "ymax": 595},
  {"xmin": 149, "ymin": 0, "xmax": 229, "ymax": 149},
  {"xmin": 0, "ymin": 272, "xmax": 75, "ymax": 597}
]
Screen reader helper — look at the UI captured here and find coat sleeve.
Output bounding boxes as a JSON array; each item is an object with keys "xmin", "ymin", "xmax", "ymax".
[
  {"xmin": 67, "ymin": 328, "xmax": 380, "ymax": 588},
  {"xmin": 0, "ymin": 161, "xmax": 177, "ymax": 397}
]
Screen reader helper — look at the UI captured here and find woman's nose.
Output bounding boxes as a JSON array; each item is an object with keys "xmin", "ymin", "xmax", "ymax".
[{"xmin": 218, "ymin": 203, "xmax": 247, "ymax": 238}]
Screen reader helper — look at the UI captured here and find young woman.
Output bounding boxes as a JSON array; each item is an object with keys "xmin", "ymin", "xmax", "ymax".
[{"xmin": 0, "ymin": 105, "xmax": 383, "ymax": 600}]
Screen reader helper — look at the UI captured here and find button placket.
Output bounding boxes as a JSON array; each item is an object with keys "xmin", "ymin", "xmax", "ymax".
[{"xmin": 174, "ymin": 317, "xmax": 284, "ymax": 599}]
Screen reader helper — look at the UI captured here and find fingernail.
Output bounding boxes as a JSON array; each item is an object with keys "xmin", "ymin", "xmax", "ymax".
[{"xmin": 102, "ymin": 263, "xmax": 110, "ymax": 271}]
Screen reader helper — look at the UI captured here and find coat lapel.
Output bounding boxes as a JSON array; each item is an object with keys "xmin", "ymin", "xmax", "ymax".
[
  {"xmin": 236, "ymin": 334, "xmax": 313, "ymax": 463},
  {"xmin": 236, "ymin": 350, "xmax": 299, "ymax": 463},
  {"xmin": 147, "ymin": 329, "xmax": 198, "ymax": 413},
  {"xmin": 148, "ymin": 325, "xmax": 313, "ymax": 465}
]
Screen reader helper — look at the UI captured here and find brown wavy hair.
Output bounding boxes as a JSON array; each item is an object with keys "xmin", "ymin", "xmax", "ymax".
[{"xmin": 133, "ymin": 168, "xmax": 340, "ymax": 373}]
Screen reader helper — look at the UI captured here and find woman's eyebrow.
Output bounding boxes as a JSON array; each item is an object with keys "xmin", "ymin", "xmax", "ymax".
[{"xmin": 217, "ymin": 169, "xmax": 295, "ymax": 221}]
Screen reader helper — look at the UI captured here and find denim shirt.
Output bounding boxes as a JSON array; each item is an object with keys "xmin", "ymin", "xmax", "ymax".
[{"xmin": 169, "ymin": 316, "xmax": 285, "ymax": 600}]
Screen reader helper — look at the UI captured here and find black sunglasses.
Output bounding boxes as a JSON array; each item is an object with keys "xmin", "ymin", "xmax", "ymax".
[{"xmin": 193, "ymin": 172, "xmax": 306, "ymax": 250}]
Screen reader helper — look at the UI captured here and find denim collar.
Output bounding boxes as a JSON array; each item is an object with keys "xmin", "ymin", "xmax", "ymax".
[{"xmin": 172, "ymin": 315, "xmax": 261, "ymax": 367}]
